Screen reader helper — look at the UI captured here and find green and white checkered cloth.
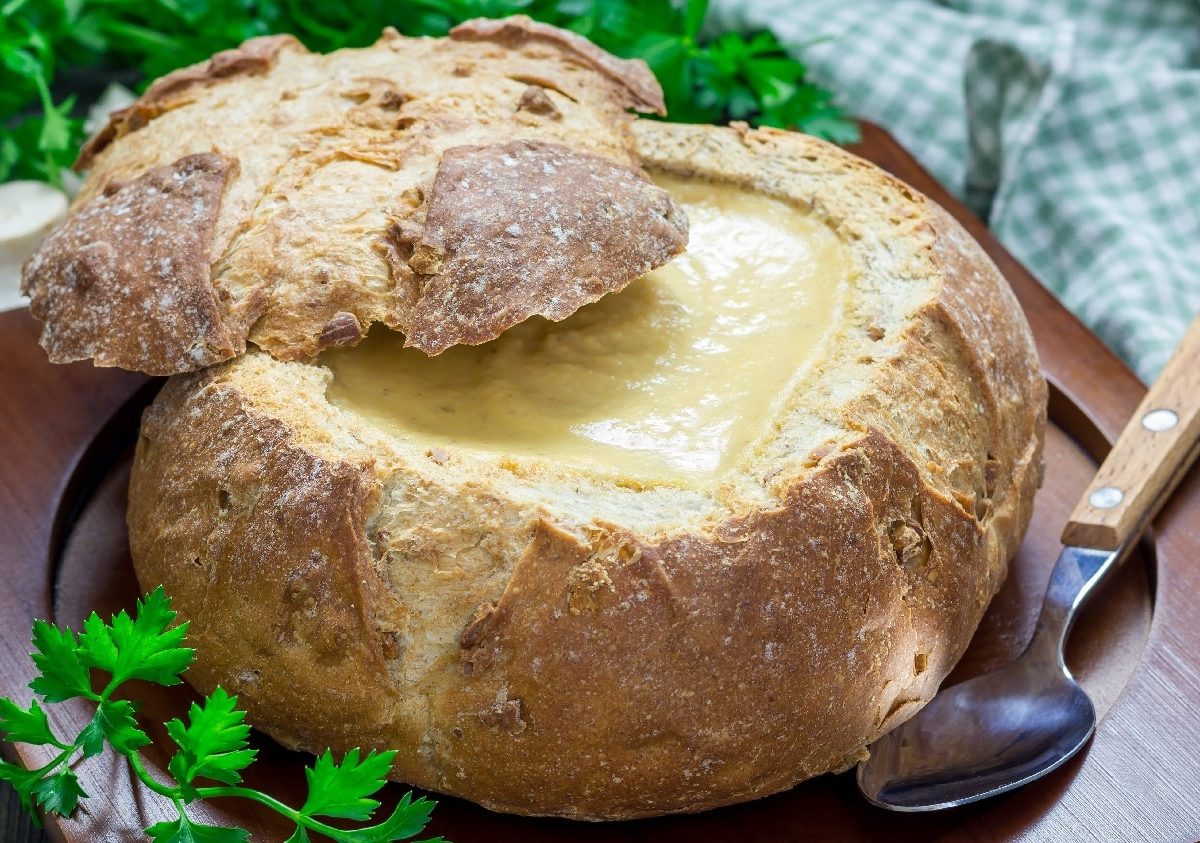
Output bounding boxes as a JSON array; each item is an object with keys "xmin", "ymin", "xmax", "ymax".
[{"xmin": 712, "ymin": 0, "xmax": 1200, "ymax": 383}]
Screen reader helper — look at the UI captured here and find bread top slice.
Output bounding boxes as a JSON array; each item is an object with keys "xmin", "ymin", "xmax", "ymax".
[{"xmin": 20, "ymin": 19, "xmax": 688, "ymax": 375}]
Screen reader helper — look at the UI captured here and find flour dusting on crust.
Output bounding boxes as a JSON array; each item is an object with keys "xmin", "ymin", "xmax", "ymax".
[
  {"xmin": 401, "ymin": 140, "xmax": 688, "ymax": 353},
  {"xmin": 21, "ymin": 153, "xmax": 238, "ymax": 374}
]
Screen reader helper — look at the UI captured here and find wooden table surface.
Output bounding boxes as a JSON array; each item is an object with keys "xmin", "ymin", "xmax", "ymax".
[
  {"xmin": 2, "ymin": 123, "xmax": 1197, "ymax": 842},
  {"xmin": 0, "ymin": 796, "xmax": 43, "ymax": 843}
]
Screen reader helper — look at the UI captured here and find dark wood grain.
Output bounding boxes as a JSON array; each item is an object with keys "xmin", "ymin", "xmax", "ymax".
[
  {"xmin": 0, "ymin": 792, "xmax": 45, "ymax": 843},
  {"xmin": 1, "ymin": 123, "xmax": 1196, "ymax": 841}
]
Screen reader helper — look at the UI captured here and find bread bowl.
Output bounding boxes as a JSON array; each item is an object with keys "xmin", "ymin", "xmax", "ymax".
[{"xmin": 124, "ymin": 113, "xmax": 1046, "ymax": 818}]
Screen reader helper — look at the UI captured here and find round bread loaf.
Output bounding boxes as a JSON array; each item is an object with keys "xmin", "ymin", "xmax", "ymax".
[{"xmin": 128, "ymin": 119, "xmax": 1046, "ymax": 819}]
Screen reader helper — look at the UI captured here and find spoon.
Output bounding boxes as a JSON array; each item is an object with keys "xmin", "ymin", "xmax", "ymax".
[{"xmin": 858, "ymin": 315, "xmax": 1200, "ymax": 811}]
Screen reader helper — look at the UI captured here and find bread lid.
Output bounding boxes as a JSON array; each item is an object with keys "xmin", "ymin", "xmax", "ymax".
[{"xmin": 20, "ymin": 18, "xmax": 688, "ymax": 375}]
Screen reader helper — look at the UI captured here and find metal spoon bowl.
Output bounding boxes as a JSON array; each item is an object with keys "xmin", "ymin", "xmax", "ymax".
[{"xmin": 857, "ymin": 546, "xmax": 1115, "ymax": 810}]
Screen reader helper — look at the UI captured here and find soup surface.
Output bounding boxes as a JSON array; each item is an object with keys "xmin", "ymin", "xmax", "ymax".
[{"xmin": 324, "ymin": 176, "xmax": 851, "ymax": 481}]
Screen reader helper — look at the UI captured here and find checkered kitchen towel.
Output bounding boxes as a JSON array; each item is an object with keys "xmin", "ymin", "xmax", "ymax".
[{"xmin": 711, "ymin": 0, "xmax": 1200, "ymax": 383}]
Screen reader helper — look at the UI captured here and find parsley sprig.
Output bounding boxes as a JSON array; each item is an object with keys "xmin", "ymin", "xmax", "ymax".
[
  {"xmin": 0, "ymin": 587, "xmax": 443, "ymax": 842},
  {"xmin": 0, "ymin": 0, "xmax": 856, "ymax": 186}
]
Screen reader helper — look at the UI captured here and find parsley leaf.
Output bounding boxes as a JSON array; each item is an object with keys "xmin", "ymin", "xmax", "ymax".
[
  {"xmin": 165, "ymin": 687, "xmax": 257, "ymax": 791},
  {"xmin": 36, "ymin": 93, "xmax": 77, "ymax": 158},
  {"xmin": 300, "ymin": 748, "xmax": 399, "ymax": 821},
  {"xmin": 2, "ymin": 588, "xmax": 443, "ymax": 839},
  {"xmin": 32, "ymin": 769, "xmax": 88, "ymax": 817},
  {"xmin": 146, "ymin": 814, "xmax": 251, "ymax": 843},
  {"xmin": 0, "ymin": 760, "xmax": 44, "ymax": 818},
  {"xmin": 0, "ymin": 133, "xmax": 19, "ymax": 181},
  {"xmin": 341, "ymin": 791, "xmax": 441, "ymax": 843},
  {"xmin": 78, "ymin": 585, "xmax": 195, "ymax": 689},
  {"xmin": 0, "ymin": 698, "xmax": 60, "ymax": 747},
  {"xmin": 87, "ymin": 698, "xmax": 152, "ymax": 755},
  {"xmin": 283, "ymin": 789, "xmax": 442, "ymax": 843},
  {"xmin": 80, "ymin": 700, "xmax": 153, "ymax": 759},
  {"xmin": 28, "ymin": 619, "xmax": 93, "ymax": 703},
  {"xmin": 76, "ymin": 715, "xmax": 105, "ymax": 759}
]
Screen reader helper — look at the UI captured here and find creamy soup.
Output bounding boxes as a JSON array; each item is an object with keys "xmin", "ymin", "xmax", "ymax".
[{"xmin": 323, "ymin": 176, "xmax": 850, "ymax": 481}]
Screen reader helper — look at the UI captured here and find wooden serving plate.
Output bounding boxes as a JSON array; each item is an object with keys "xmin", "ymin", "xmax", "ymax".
[{"xmin": 2, "ymin": 125, "xmax": 1197, "ymax": 842}]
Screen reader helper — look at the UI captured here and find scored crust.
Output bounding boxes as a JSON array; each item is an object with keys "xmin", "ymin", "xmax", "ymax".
[
  {"xmin": 21, "ymin": 19, "xmax": 687, "ymax": 374},
  {"xmin": 127, "ymin": 120, "xmax": 1047, "ymax": 819}
]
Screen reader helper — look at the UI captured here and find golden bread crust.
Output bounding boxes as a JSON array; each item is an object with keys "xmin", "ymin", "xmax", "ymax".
[
  {"xmin": 23, "ymin": 20, "xmax": 685, "ymax": 373},
  {"xmin": 21, "ymin": 153, "xmax": 240, "ymax": 374},
  {"xmin": 75, "ymin": 35, "xmax": 303, "ymax": 169},
  {"xmin": 128, "ymin": 120, "xmax": 1046, "ymax": 819},
  {"xmin": 448, "ymin": 17, "xmax": 665, "ymax": 114}
]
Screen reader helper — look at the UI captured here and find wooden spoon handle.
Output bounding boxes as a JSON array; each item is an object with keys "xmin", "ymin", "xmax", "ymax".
[{"xmin": 1062, "ymin": 316, "xmax": 1200, "ymax": 550}]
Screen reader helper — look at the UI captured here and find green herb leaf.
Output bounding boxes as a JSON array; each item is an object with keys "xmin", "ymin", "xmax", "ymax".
[
  {"xmin": 37, "ymin": 94, "xmax": 77, "ymax": 157},
  {"xmin": 300, "ymin": 747, "xmax": 398, "ymax": 821},
  {"xmin": 76, "ymin": 716, "xmax": 105, "ymax": 759},
  {"xmin": 684, "ymin": 0, "xmax": 708, "ymax": 39},
  {"xmin": 29, "ymin": 619, "xmax": 93, "ymax": 703},
  {"xmin": 0, "ymin": 698, "xmax": 59, "ymax": 747},
  {"xmin": 32, "ymin": 769, "xmax": 87, "ymax": 817},
  {"xmin": 146, "ymin": 814, "xmax": 251, "ymax": 843},
  {"xmin": 0, "ymin": 760, "xmax": 44, "ymax": 819},
  {"xmin": 0, "ymin": 134, "xmax": 19, "ymax": 182},
  {"xmin": 77, "ymin": 699, "xmax": 152, "ymax": 761},
  {"xmin": 98, "ymin": 697, "xmax": 153, "ymax": 754},
  {"xmin": 165, "ymin": 687, "xmax": 256, "ymax": 789},
  {"xmin": 78, "ymin": 586, "xmax": 195, "ymax": 688},
  {"xmin": 793, "ymin": 108, "xmax": 861, "ymax": 145},
  {"xmin": 1, "ymin": 46, "xmax": 42, "ymax": 79},
  {"xmin": 339, "ymin": 790, "xmax": 440, "ymax": 843},
  {"xmin": 1, "ymin": 588, "xmax": 446, "ymax": 839}
]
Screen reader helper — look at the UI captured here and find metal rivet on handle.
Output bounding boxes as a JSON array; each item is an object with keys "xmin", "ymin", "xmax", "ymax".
[
  {"xmin": 1142, "ymin": 408, "xmax": 1179, "ymax": 432},
  {"xmin": 1089, "ymin": 486, "xmax": 1124, "ymax": 509}
]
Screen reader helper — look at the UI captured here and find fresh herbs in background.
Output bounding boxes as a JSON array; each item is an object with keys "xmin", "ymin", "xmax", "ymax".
[
  {"xmin": 0, "ymin": 0, "xmax": 857, "ymax": 186},
  {"xmin": 0, "ymin": 587, "xmax": 444, "ymax": 842}
]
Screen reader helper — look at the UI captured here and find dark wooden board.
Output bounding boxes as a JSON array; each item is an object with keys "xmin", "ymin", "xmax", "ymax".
[{"xmin": 1, "ymin": 124, "xmax": 1196, "ymax": 841}]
